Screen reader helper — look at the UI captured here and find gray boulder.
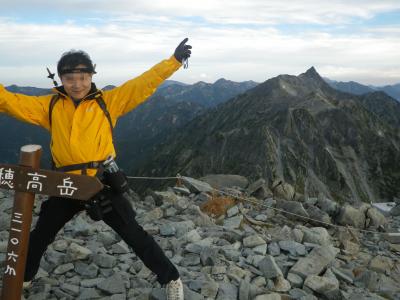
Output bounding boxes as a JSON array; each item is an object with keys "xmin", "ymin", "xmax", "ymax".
[
  {"xmin": 272, "ymin": 180, "xmax": 295, "ymax": 201},
  {"xmin": 369, "ymin": 255, "xmax": 394, "ymax": 274},
  {"xmin": 254, "ymin": 293, "xmax": 282, "ymax": 300},
  {"xmin": 366, "ymin": 208, "xmax": 387, "ymax": 228},
  {"xmin": 290, "ymin": 245, "xmax": 339, "ymax": 279},
  {"xmin": 258, "ymin": 255, "xmax": 283, "ymax": 279},
  {"xmin": 223, "ymin": 215, "xmax": 243, "ymax": 230},
  {"xmin": 0, "ymin": 213, "xmax": 10, "ymax": 231},
  {"xmin": 278, "ymin": 240, "xmax": 307, "ymax": 256},
  {"xmin": 301, "ymin": 227, "xmax": 332, "ymax": 246},
  {"xmin": 181, "ymin": 176, "xmax": 213, "ymax": 193},
  {"xmin": 287, "ymin": 272, "xmax": 304, "ymax": 288},
  {"xmin": 243, "ymin": 235, "xmax": 266, "ymax": 248},
  {"xmin": 97, "ymin": 273, "xmax": 126, "ymax": 295},
  {"xmin": 201, "ymin": 279, "xmax": 219, "ymax": 299},
  {"xmin": 216, "ymin": 282, "xmax": 238, "ymax": 300},
  {"xmin": 390, "ymin": 204, "xmax": 400, "ymax": 216},
  {"xmin": 275, "ymin": 200, "xmax": 309, "ymax": 220},
  {"xmin": 200, "ymin": 174, "xmax": 249, "ymax": 189},
  {"xmin": 305, "ymin": 205, "xmax": 332, "ymax": 226},
  {"xmin": 304, "ymin": 275, "xmax": 339, "ymax": 299},
  {"xmin": 336, "ymin": 204, "xmax": 366, "ymax": 228},
  {"xmin": 93, "ymin": 253, "xmax": 117, "ymax": 268},
  {"xmin": 53, "ymin": 263, "xmax": 74, "ymax": 275},
  {"xmin": 247, "ymin": 178, "xmax": 273, "ymax": 199},
  {"xmin": 316, "ymin": 196, "xmax": 339, "ymax": 216},
  {"xmin": 66, "ymin": 242, "xmax": 92, "ymax": 261}
]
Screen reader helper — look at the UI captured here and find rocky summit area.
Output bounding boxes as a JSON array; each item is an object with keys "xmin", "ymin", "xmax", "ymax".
[{"xmin": 0, "ymin": 175, "xmax": 400, "ymax": 300}]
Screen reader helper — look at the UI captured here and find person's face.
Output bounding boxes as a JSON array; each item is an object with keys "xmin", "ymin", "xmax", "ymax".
[{"xmin": 60, "ymin": 64, "xmax": 93, "ymax": 100}]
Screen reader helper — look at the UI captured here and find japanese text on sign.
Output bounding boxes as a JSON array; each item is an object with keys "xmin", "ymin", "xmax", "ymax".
[
  {"xmin": 0, "ymin": 166, "xmax": 81, "ymax": 197},
  {"xmin": 57, "ymin": 177, "xmax": 78, "ymax": 196},
  {"xmin": 27, "ymin": 172, "xmax": 47, "ymax": 192},
  {"xmin": 0, "ymin": 167, "xmax": 14, "ymax": 188},
  {"xmin": 4, "ymin": 212, "xmax": 23, "ymax": 277}
]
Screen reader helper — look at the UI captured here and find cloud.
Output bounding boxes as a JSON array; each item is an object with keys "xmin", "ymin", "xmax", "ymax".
[
  {"xmin": 364, "ymin": 26, "xmax": 400, "ymax": 34},
  {"xmin": 3, "ymin": 0, "xmax": 400, "ymax": 25},
  {"xmin": 319, "ymin": 66, "xmax": 400, "ymax": 85},
  {"xmin": 0, "ymin": 1, "xmax": 399, "ymax": 87}
]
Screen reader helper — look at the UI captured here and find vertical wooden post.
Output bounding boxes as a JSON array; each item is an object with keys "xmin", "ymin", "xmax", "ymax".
[{"xmin": 1, "ymin": 145, "xmax": 42, "ymax": 300}]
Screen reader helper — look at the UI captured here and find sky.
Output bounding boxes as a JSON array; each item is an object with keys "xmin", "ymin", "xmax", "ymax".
[{"xmin": 0, "ymin": 0, "xmax": 399, "ymax": 88}]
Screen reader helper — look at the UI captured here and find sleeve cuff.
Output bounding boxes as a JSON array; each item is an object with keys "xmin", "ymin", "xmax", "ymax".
[{"xmin": 170, "ymin": 55, "xmax": 183, "ymax": 67}]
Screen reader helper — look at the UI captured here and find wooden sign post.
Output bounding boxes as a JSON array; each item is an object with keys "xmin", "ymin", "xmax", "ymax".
[{"xmin": 1, "ymin": 145, "xmax": 103, "ymax": 300}]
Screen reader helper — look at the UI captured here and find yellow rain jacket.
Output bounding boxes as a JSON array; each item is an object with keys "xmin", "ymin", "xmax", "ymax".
[{"xmin": 0, "ymin": 56, "xmax": 182, "ymax": 176}]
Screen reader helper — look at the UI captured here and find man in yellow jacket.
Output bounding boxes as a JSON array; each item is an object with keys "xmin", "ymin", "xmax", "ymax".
[{"xmin": 0, "ymin": 38, "xmax": 192, "ymax": 300}]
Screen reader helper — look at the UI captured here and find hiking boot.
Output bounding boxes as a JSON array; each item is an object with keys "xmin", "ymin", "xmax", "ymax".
[{"xmin": 166, "ymin": 277, "xmax": 184, "ymax": 300}]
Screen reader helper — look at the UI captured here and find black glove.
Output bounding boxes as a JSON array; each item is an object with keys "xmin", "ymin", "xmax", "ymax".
[{"xmin": 174, "ymin": 38, "xmax": 192, "ymax": 63}]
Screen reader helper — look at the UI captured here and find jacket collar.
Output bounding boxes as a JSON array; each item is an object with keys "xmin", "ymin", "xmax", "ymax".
[{"xmin": 52, "ymin": 83, "xmax": 102, "ymax": 101}]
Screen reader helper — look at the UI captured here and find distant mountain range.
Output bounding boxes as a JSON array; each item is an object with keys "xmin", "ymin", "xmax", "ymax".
[
  {"xmin": 114, "ymin": 78, "xmax": 259, "ymax": 169},
  {"xmin": 324, "ymin": 78, "xmax": 400, "ymax": 101},
  {"xmin": 2, "ymin": 75, "xmax": 399, "ymax": 203},
  {"xmin": 0, "ymin": 79, "xmax": 258, "ymax": 169},
  {"xmin": 5, "ymin": 85, "xmax": 52, "ymax": 96},
  {"xmin": 134, "ymin": 68, "xmax": 400, "ymax": 202}
]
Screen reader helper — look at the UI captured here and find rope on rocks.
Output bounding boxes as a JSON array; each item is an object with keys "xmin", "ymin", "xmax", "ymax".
[
  {"xmin": 213, "ymin": 187, "xmax": 388, "ymax": 236},
  {"xmin": 126, "ymin": 176, "xmax": 179, "ymax": 180},
  {"xmin": 125, "ymin": 174, "xmax": 395, "ymax": 237}
]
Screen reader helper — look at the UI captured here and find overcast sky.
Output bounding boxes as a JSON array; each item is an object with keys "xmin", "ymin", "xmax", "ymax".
[{"xmin": 0, "ymin": 0, "xmax": 399, "ymax": 88}]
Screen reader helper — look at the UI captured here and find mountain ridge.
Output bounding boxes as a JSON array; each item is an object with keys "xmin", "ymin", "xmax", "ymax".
[{"xmin": 133, "ymin": 68, "xmax": 400, "ymax": 203}]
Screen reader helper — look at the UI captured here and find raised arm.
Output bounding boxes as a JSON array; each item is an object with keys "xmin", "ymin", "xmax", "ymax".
[
  {"xmin": 103, "ymin": 38, "xmax": 192, "ymax": 118},
  {"xmin": 0, "ymin": 84, "xmax": 51, "ymax": 130}
]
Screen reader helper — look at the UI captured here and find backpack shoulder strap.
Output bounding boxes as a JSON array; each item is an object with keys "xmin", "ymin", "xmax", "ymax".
[
  {"xmin": 94, "ymin": 95, "xmax": 114, "ymax": 132},
  {"xmin": 49, "ymin": 93, "xmax": 113, "ymax": 132},
  {"xmin": 49, "ymin": 94, "xmax": 60, "ymax": 128}
]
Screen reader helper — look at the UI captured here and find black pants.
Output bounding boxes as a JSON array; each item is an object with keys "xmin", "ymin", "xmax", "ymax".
[{"xmin": 24, "ymin": 195, "xmax": 179, "ymax": 285}]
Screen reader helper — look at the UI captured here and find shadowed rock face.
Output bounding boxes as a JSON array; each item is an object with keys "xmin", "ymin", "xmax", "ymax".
[{"xmin": 136, "ymin": 68, "xmax": 400, "ymax": 203}]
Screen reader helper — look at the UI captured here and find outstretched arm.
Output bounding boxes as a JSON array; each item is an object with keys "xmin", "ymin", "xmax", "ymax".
[
  {"xmin": 103, "ymin": 38, "xmax": 192, "ymax": 118},
  {"xmin": 0, "ymin": 84, "xmax": 51, "ymax": 129}
]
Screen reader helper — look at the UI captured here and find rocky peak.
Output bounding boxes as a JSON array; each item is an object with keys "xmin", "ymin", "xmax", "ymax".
[
  {"xmin": 298, "ymin": 67, "xmax": 333, "ymax": 91},
  {"xmin": 194, "ymin": 81, "xmax": 210, "ymax": 88},
  {"xmin": 249, "ymin": 67, "xmax": 334, "ymax": 102},
  {"xmin": 214, "ymin": 78, "xmax": 230, "ymax": 85},
  {"xmin": 300, "ymin": 66, "xmax": 321, "ymax": 80}
]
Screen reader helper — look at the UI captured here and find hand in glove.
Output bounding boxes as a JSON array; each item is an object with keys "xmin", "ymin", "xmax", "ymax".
[{"xmin": 174, "ymin": 38, "xmax": 192, "ymax": 65}]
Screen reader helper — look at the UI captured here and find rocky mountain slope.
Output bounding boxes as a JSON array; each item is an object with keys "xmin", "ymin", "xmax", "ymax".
[
  {"xmin": 0, "ymin": 176, "xmax": 399, "ymax": 299},
  {"xmin": 114, "ymin": 79, "xmax": 257, "ymax": 170},
  {"xmin": 135, "ymin": 68, "xmax": 400, "ymax": 203}
]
